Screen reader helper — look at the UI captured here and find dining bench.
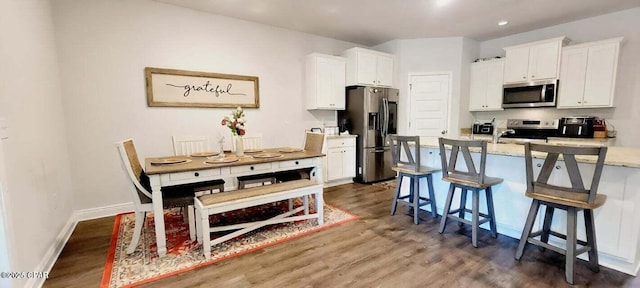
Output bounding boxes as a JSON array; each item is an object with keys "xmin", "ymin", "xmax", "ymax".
[{"xmin": 194, "ymin": 178, "xmax": 324, "ymax": 259}]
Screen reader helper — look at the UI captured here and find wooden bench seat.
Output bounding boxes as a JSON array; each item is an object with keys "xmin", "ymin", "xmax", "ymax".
[{"xmin": 194, "ymin": 179, "xmax": 324, "ymax": 259}]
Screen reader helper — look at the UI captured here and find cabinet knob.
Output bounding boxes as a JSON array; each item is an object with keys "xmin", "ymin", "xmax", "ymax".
[
  {"xmin": 531, "ymin": 75, "xmax": 535, "ymax": 78},
  {"xmin": 522, "ymin": 76, "xmax": 526, "ymax": 79},
  {"xmin": 194, "ymin": 172, "xmax": 200, "ymax": 177},
  {"xmin": 295, "ymin": 161, "xmax": 299, "ymax": 165},
  {"xmin": 250, "ymin": 166, "xmax": 255, "ymax": 170},
  {"xmin": 555, "ymin": 165, "xmax": 561, "ymax": 170},
  {"xmin": 578, "ymin": 101, "xmax": 582, "ymax": 104},
  {"xmin": 536, "ymin": 163, "xmax": 542, "ymax": 167}
]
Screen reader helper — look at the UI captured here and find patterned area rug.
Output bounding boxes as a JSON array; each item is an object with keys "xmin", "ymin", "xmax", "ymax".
[{"xmin": 101, "ymin": 201, "xmax": 357, "ymax": 288}]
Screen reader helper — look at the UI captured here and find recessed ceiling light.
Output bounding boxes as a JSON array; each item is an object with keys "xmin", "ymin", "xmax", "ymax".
[
  {"xmin": 498, "ymin": 20, "xmax": 509, "ymax": 26},
  {"xmin": 435, "ymin": 0, "xmax": 452, "ymax": 7}
]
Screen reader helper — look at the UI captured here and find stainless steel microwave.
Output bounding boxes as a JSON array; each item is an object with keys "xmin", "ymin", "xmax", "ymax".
[{"xmin": 502, "ymin": 79, "xmax": 557, "ymax": 108}]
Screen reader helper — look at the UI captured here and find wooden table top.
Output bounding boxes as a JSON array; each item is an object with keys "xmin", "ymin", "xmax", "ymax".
[{"xmin": 145, "ymin": 147, "xmax": 325, "ymax": 175}]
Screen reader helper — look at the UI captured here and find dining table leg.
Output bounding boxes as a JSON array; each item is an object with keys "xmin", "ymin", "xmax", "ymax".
[{"xmin": 150, "ymin": 175, "xmax": 167, "ymax": 257}]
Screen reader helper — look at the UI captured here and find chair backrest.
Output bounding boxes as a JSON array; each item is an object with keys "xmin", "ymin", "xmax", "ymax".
[
  {"xmin": 115, "ymin": 139, "xmax": 152, "ymax": 207},
  {"xmin": 524, "ymin": 142, "xmax": 607, "ymax": 204},
  {"xmin": 233, "ymin": 133, "xmax": 263, "ymax": 151},
  {"xmin": 389, "ymin": 134, "xmax": 420, "ymax": 171},
  {"xmin": 438, "ymin": 138, "xmax": 488, "ymax": 184},
  {"xmin": 304, "ymin": 132, "xmax": 325, "ymax": 153},
  {"xmin": 172, "ymin": 135, "xmax": 210, "ymax": 156}
]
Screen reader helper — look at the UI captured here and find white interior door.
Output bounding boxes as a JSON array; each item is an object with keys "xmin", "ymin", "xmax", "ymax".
[{"xmin": 408, "ymin": 73, "xmax": 450, "ymax": 139}]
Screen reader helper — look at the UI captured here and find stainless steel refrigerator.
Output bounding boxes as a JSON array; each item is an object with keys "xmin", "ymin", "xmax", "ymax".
[{"xmin": 338, "ymin": 86, "xmax": 398, "ymax": 183}]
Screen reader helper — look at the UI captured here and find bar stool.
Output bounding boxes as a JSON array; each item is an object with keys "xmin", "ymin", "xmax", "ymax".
[
  {"xmin": 389, "ymin": 135, "xmax": 440, "ymax": 224},
  {"xmin": 438, "ymin": 138, "xmax": 502, "ymax": 247},
  {"xmin": 515, "ymin": 143, "xmax": 608, "ymax": 285}
]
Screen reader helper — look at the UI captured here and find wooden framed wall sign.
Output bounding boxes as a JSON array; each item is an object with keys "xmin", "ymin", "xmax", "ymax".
[{"xmin": 145, "ymin": 67, "xmax": 260, "ymax": 108}]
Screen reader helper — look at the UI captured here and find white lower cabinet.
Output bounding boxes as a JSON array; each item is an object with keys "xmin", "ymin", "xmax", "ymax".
[{"xmin": 324, "ymin": 137, "xmax": 356, "ymax": 184}]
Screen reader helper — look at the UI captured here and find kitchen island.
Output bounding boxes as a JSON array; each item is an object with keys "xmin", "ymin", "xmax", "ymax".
[{"xmin": 400, "ymin": 138, "xmax": 640, "ymax": 275}]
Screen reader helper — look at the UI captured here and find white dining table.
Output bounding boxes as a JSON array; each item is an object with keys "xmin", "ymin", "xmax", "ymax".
[{"xmin": 145, "ymin": 148, "xmax": 325, "ymax": 257}]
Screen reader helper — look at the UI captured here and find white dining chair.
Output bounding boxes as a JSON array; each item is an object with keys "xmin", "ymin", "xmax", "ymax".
[
  {"xmin": 115, "ymin": 139, "xmax": 198, "ymax": 251},
  {"xmin": 232, "ymin": 133, "xmax": 263, "ymax": 151},
  {"xmin": 172, "ymin": 135, "xmax": 210, "ymax": 156},
  {"xmin": 172, "ymin": 135, "xmax": 225, "ymax": 196}
]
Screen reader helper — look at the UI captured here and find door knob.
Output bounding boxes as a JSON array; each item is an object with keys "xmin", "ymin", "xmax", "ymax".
[{"xmin": 441, "ymin": 130, "xmax": 447, "ymax": 135}]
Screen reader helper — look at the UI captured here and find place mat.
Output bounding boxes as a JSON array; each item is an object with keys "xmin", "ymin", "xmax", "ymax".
[
  {"xmin": 205, "ymin": 157, "xmax": 239, "ymax": 164},
  {"xmin": 190, "ymin": 152, "xmax": 219, "ymax": 157},
  {"xmin": 252, "ymin": 152, "xmax": 283, "ymax": 159},
  {"xmin": 101, "ymin": 202, "xmax": 358, "ymax": 288},
  {"xmin": 279, "ymin": 148, "xmax": 304, "ymax": 153},
  {"xmin": 244, "ymin": 149, "xmax": 264, "ymax": 154},
  {"xmin": 150, "ymin": 158, "xmax": 191, "ymax": 165}
]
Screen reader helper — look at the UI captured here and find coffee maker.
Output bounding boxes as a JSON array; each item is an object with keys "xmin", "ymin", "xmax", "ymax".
[{"xmin": 558, "ymin": 116, "xmax": 595, "ymax": 138}]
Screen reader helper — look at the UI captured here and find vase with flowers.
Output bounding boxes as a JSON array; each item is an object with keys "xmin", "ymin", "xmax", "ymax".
[{"xmin": 221, "ymin": 107, "xmax": 246, "ymax": 156}]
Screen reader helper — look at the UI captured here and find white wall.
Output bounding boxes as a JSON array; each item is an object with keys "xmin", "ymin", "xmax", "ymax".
[
  {"xmin": 51, "ymin": 0, "xmax": 360, "ymax": 210},
  {"xmin": 474, "ymin": 8, "xmax": 640, "ymax": 146},
  {"xmin": 0, "ymin": 0, "xmax": 75, "ymax": 287}
]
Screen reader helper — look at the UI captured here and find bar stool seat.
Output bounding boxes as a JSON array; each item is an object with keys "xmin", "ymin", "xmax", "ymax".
[
  {"xmin": 515, "ymin": 142, "xmax": 608, "ymax": 285},
  {"xmin": 438, "ymin": 138, "xmax": 502, "ymax": 247},
  {"xmin": 389, "ymin": 135, "xmax": 440, "ymax": 224}
]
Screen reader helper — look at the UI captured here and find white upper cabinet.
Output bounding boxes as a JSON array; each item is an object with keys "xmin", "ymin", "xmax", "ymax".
[
  {"xmin": 469, "ymin": 59, "xmax": 504, "ymax": 111},
  {"xmin": 557, "ymin": 37, "xmax": 623, "ymax": 109},
  {"xmin": 503, "ymin": 37, "xmax": 568, "ymax": 84},
  {"xmin": 342, "ymin": 47, "xmax": 394, "ymax": 87},
  {"xmin": 306, "ymin": 53, "xmax": 346, "ymax": 110}
]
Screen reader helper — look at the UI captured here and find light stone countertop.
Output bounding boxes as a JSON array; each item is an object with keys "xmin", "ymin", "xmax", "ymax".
[{"xmin": 419, "ymin": 137, "xmax": 640, "ymax": 169}]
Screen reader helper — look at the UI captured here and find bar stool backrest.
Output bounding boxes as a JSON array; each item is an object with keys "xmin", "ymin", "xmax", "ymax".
[
  {"xmin": 524, "ymin": 142, "xmax": 608, "ymax": 204},
  {"xmin": 438, "ymin": 138, "xmax": 488, "ymax": 185},
  {"xmin": 389, "ymin": 135, "xmax": 420, "ymax": 172}
]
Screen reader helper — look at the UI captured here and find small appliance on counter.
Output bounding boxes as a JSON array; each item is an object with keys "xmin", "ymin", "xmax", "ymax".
[
  {"xmin": 472, "ymin": 121, "xmax": 494, "ymax": 135},
  {"xmin": 558, "ymin": 116, "xmax": 595, "ymax": 138}
]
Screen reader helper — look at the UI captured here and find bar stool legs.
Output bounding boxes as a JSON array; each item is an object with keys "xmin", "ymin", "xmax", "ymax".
[
  {"xmin": 390, "ymin": 174, "xmax": 437, "ymax": 224},
  {"xmin": 439, "ymin": 184, "xmax": 498, "ymax": 248},
  {"xmin": 515, "ymin": 201, "xmax": 601, "ymax": 285}
]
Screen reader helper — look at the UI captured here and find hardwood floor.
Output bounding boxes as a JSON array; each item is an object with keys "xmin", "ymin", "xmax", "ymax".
[{"xmin": 44, "ymin": 182, "xmax": 638, "ymax": 287}]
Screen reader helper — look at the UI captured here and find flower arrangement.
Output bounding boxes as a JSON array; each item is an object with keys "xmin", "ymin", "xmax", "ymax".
[{"xmin": 221, "ymin": 107, "xmax": 246, "ymax": 136}]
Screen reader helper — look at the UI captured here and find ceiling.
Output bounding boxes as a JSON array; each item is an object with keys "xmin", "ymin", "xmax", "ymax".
[{"xmin": 155, "ymin": 0, "xmax": 640, "ymax": 46}]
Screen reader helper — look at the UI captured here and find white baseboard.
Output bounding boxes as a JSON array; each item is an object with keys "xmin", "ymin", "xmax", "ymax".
[
  {"xmin": 26, "ymin": 213, "xmax": 77, "ymax": 288},
  {"xmin": 27, "ymin": 202, "xmax": 134, "ymax": 288},
  {"xmin": 74, "ymin": 202, "xmax": 134, "ymax": 222},
  {"xmin": 323, "ymin": 178, "xmax": 354, "ymax": 188}
]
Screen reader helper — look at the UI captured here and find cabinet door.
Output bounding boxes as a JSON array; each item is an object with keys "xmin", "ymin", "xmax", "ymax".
[
  {"xmin": 315, "ymin": 57, "xmax": 333, "ymax": 108},
  {"xmin": 528, "ymin": 41, "xmax": 560, "ymax": 80},
  {"xmin": 376, "ymin": 55, "xmax": 394, "ymax": 87},
  {"xmin": 326, "ymin": 148, "xmax": 343, "ymax": 181},
  {"xmin": 583, "ymin": 42, "xmax": 618, "ymax": 107},
  {"xmin": 342, "ymin": 146, "xmax": 356, "ymax": 178},
  {"xmin": 331, "ymin": 58, "xmax": 346, "ymax": 109},
  {"xmin": 468, "ymin": 62, "xmax": 488, "ymax": 111},
  {"xmin": 504, "ymin": 47, "xmax": 530, "ymax": 83},
  {"xmin": 485, "ymin": 60, "xmax": 505, "ymax": 109},
  {"xmin": 557, "ymin": 48, "xmax": 588, "ymax": 108},
  {"xmin": 356, "ymin": 52, "xmax": 377, "ymax": 86}
]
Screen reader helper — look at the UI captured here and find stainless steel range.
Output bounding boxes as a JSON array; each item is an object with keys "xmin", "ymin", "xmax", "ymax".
[{"xmin": 500, "ymin": 119, "xmax": 559, "ymax": 143}]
